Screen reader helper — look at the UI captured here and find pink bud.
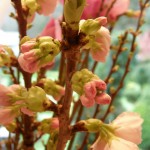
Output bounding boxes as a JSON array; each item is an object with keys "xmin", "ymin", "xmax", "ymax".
[
  {"xmin": 95, "ymin": 93, "xmax": 111, "ymax": 105},
  {"xmin": 84, "ymin": 81, "xmax": 97, "ymax": 99},
  {"xmin": 95, "ymin": 17, "xmax": 107, "ymax": 26},
  {"xmin": 21, "ymin": 40, "xmax": 36, "ymax": 53},
  {"xmin": 80, "ymin": 95, "xmax": 95, "ymax": 108},
  {"xmin": 54, "ymin": 87, "xmax": 65, "ymax": 101},
  {"xmin": 21, "ymin": 107, "xmax": 34, "ymax": 116},
  {"xmin": 0, "ymin": 84, "xmax": 12, "ymax": 106},
  {"xmin": 91, "ymin": 26, "xmax": 111, "ymax": 62},
  {"xmin": 18, "ymin": 53, "xmax": 39, "ymax": 73},
  {"xmin": 51, "ymin": 117, "xmax": 59, "ymax": 130},
  {"xmin": 93, "ymin": 79, "xmax": 107, "ymax": 91}
]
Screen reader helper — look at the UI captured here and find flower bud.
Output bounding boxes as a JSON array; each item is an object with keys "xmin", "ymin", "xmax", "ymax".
[
  {"xmin": 38, "ymin": 117, "xmax": 59, "ymax": 133},
  {"xmin": 39, "ymin": 78, "xmax": 65, "ymax": 101},
  {"xmin": 79, "ymin": 17, "xmax": 107, "ymax": 35},
  {"xmin": 64, "ymin": 0, "xmax": 86, "ymax": 29},
  {"xmin": 26, "ymin": 86, "xmax": 48, "ymax": 112},
  {"xmin": 0, "ymin": 45, "xmax": 16, "ymax": 67},
  {"xmin": 95, "ymin": 93, "xmax": 111, "ymax": 105}
]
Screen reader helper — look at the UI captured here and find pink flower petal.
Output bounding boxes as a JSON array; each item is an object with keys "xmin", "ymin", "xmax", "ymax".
[
  {"xmin": 80, "ymin": 95, "xmax": 95, "ymax": 108},
  {"xmin": 0, "ymin": 84, "xmax": 11, "ymax": 106},
  {"xmin": 21, "ymin": 107, "xmax": 34, "ymax": 116},
  {"xmin": 84, "ymin": 81, "xmax": 97, "ymax": 99},
  {"xmin": 95, "ymin": 93, "xmax": 111, "ymax": 105},
  {"xmin": 0, "ymin": 108, "xmax": 17, "ymax": 125}
]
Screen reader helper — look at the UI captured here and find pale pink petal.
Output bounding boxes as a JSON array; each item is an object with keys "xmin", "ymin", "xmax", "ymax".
[
  {"xmin": 80, "ymin": 95, "xmax": 95, "ymax": 108},
  {"xmin": 0, "ymin": 84, "xmax": 11, "ymax": 106},
  {"xmin": 21, "ymin": 40, "xmax": 36, "ymax": 53},
  {"xmin": 51, "ymin": 117, "xmax": 59, "ymax": 129},
  {"xmin": 108, "ymin": 138, "xmax": 139, "ymax": 150},
  {"xmin": 112, "ymin": 112, "xmax": 143, "ymax": 128},
  {"xmin": 18, "ymin": 53, "xmax": 39, "ymax": 73},
  {"xmin": 0, "ymin": 108, "xmax": 17, "ymax": 125},
  {"xmin": 115, "ymin": 126, "xmax": 142, "ymax": 144},
  {"xmin": 110, "ymin": 112, "xmax": 143, "ymax": 144},
  {"xmin": 91, "ymin": 137, "xmax": 106, "ymax": 150},
  {"xmin": 84, "ymin": 81, "xmax": 97, "ymax": 99},
  {"xmin": 91, "ymin": 137, "xmax": 139, "ymax": 150},
  {"xmin": 93, "ymin": 79, "xmax": 107, "ymax": 91},
  {"xmin": 21, "ymin": 107, "xmax": 34, "ymax": 116},
  {"xmin": 91, "ymin": 26, "xmax": 111, "ymax": 62},
  {"xmin": 95, "ymin": 93, "xmax": 111, "ymax": 105},
  {"xmin": 53, "ymin": 87, "xmax": 65, "ymax": 101}
]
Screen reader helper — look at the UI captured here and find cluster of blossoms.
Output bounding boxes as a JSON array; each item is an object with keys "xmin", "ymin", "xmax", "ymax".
[
  {"xmin": 21, "ymin": 0, "xmax": 58, "ymax": 23},
  {"xmin": 71, "ymin": 69, "xmax": 111, "ymax": 107},
  {"xmin": 0, "ymin": 84, "xmax": 50, "ymax": 125},
  {"xmin": 18, "ymin": 36, "xmax": 60, "ymax": 73},
  {"xmin": 81, "ymin": 112, "xmax": 143, "ymax": 150},
  {"xmin": 0, "ymin": 45, "xmax": 16, "ymax": 67},
  {"xmin": 37, "ymin": 78, "xmax": 65, "ymax": 101},
  {"xmin": 79, "ymin": 17, "xmax": 111, "ymax": 62}
]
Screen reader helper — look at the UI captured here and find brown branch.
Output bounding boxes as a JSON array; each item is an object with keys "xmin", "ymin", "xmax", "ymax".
[
  {"xmin": 56, "ymin": 25, "xmax": 80, "ymax": 149},
  {"xmin": 11, "ymin": 1, "xmax": 34, "ymax": 149},
  {"xmin": 9, "ymin": 67, "xmax": 19, "ymax": 84}
]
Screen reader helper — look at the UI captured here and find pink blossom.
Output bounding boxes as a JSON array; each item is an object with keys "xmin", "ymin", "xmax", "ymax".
[
  {"xmin": 51, "ymin": 117, "xmax": 59, "ymax": 130},
  {"xmin": 37, "ymin": 0, "xmax": 58, "ymax": 16},
  {"xmin": 111, "ymin": 112, "xmax": 143, "ymax": 144},
  {"xmin": 84, "ymin": 81, "xmax": 97, "ymax": 99},
  {"xmin": 53, "ymin": 87, "xmax": 65, "ymax": 101},
  {"xmin": 91, "ymin": 137, "xmax": 139, "ymax": 150},
  {"xmin": 93, "ymin": 79, "xmax": 107, "ymax": 91},
  {"xmin": 18, "ymin": 53, "xmax": 39, "ymax": 73},
  {"xmin": 0, "ymin": 84, "xmax": 12, "ymax": 106},
  {"xmin": 81, "ymin": 79, "xmax": 110, "ymax": 107},
  {"xmin": 91, "ymin": 112, "xmax": 143, "ymax": 150},
  {"xmin": 0, "ymin": 108, "xmax": 18, "ymax": 125},
  {"xmin": 21, "ymin": 40, "xmax": 36, "ymax": 53},
  {"xmin": 91, "ymin": 26, "xmax": 111, "ymax": 62},
  {"xmin": 40, "ymin": 18, "xmax": 62, "ymax": 40},
  {"xmin": 80, "ymin": 95, "xmax": 95, "ymax": 108},
  {"xmin": 95, "ymin": 93, "xmax": 111, "ymax": 105},
  {"xmin": 21, "ymin": 107, "xmax": 34, "ymax": 116},
  {"xmin": 0, "ymin": 84, "xmax": 22, "ymax": 106}
]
